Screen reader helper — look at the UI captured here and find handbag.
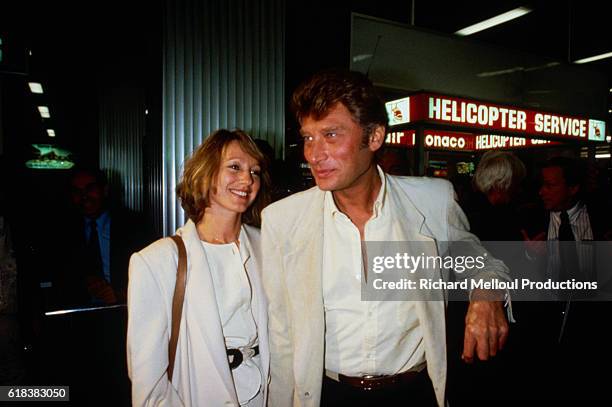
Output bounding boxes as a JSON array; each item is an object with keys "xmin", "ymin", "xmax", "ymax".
[{"xmin": 167, "ymin": 235, "xmax": 187, "ymax": 381}]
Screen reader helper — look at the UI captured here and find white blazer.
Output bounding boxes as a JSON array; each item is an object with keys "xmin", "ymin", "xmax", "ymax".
[
  {"xmin": 127, "ymin": 220, "xmax": 269, "ymax": 407},
  {"xmin": 261, "ymin": 173, "xmax": 510, "ymax": 407}
]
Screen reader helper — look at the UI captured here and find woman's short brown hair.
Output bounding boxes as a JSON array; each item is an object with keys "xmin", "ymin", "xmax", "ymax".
[{"xmin": 176, "ymin": 129, "xmax": 271, "ymax": 227}]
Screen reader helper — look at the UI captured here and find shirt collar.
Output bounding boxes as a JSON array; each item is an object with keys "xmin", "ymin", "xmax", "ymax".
[
  {"xmin": 552, "ymin": 200, "xmax": 584, "ymax": 221},
  {"xmin": 86, "ymin": 210, "xmax": 110, "ymax": 227},
  {"xmin": 324, "ymin": 165, "xmax": 387, "ymax": 218}
]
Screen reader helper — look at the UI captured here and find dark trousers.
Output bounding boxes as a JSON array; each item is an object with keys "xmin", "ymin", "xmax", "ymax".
[{"xmin": 321, "ymin": 372, "xmax": 438, "ymax": 407}]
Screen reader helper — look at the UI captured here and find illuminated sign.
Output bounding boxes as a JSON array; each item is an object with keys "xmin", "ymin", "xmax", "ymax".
[
  {"xmin": 388, "ymin": 93, "xmax": 606, "ymax": 141},
  {"xmin": 475, "ymin": 135, "xmax": 558, "ymax": 150},
  {"xmin": 386, "ymin": 130, "xmax": 560, "ymax": 151},
  {"xmin": 385, "ymin": 130, "xmax": 415, "ymax": 146},
  {"xmin": 588, "ymin": 119, "xmax": 606, "ymax": 141},
  {"xmin": 424, "ymin": 131, "xmax": 473, "ymax": 150},
  {"xmin": 26, "ymin": 144, "xmax": 75, "ymax": 170},
  {"xmin": 385, "ymin": 97, "xmax": 410, "ymax": 125}
]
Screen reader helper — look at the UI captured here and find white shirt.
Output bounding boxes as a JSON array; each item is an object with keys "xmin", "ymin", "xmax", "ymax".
[
  {"xmin": 546, "ymin": 201, "xmax": 594, "ymax": 281},
  {"xmin": 202, "ymin": 240, "xmax": 262, "ymax": 406},
  {"xmin": 547, "ymin": 201, "xmax": 593, "ymax": 241},
  {"xmin": 322, "ymin": 167, "xmax": 426, "ymax": 376}
]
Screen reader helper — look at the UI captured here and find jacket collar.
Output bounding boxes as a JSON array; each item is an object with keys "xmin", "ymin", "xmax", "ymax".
[{"xmin": 176, "ymin": 220, "xmax": 240, "ymax": 405}]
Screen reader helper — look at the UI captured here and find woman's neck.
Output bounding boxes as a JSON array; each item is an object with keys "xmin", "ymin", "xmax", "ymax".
[{"xmin": 196, "ymin": 208, "xmax": 241, "ymax": 244}]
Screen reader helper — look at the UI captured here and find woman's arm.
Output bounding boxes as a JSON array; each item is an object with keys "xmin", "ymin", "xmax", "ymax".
[{"xmin": 127, "ymin": 252, "xmax": 183, "ymax": 406}]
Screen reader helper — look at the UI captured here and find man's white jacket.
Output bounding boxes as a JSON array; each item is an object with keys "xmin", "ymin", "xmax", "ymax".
[{"xmin": 261, "ymin": 173, "xmax": 510, "ymax": 407}]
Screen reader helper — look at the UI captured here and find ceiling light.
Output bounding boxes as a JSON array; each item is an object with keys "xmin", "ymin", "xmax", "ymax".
[
  {"xmin": 595, "ymin": 153, "xmax": 611, "ymax": 159},
  {"xmin": 37, "ymin": 106, "xmax": 50, "ymax": 118},
  {"xmin": 47, "ymin": 129, "xmax": 55, "ymax": 137},
  {"xmin": 573, "ymin": 51, "xmax": 612, "ymax": 64},
  {"xmin": 455, "ymin": 6, "xmax": 532, "ymax": 36},
  {"xmin": 28, "ymin": 82, "xmax": 44, "ymax": 94}
]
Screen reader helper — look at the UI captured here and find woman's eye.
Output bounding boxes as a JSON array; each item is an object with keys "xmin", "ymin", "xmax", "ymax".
[
  {"xmin": 250, "ymin": 169, "xmax": 261, "ymax": 177},
  {"xmin": 229, "ymin": 164, "xmax": 240, "ymax": 170}
]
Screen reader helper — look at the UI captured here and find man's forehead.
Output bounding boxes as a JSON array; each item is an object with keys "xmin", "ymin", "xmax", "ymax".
[
  {"xmin": 299, "ymin": 103, "xmax": 356, "ymax": 132},
  {"xmin": 71, "ymin": 172, "xmax": 99, "ymax": 187}
]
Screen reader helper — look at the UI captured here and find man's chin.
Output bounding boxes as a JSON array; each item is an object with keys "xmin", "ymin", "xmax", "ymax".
[{"xmin": 314, "ymin": 180, "xmax": 336, "ymax": 191}]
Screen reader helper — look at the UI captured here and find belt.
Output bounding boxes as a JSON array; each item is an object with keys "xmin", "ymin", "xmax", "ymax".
[
  {"xmin": 227, "ymin": 345, "xmax": 259, "ymax": 370},
  {"xmin": 325, "ymin": 369, "xmax": 423, "ymax": 391}
]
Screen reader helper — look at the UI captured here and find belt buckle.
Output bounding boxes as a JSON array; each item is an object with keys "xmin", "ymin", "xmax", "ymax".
[
  {"xmin": 360, "ymin": 374, "xmax": 385, "ymax": 391},
  {"xmin": 242, "ymin": 347, "xmax": 256, "ymax": 359},
  {"xmin": 227, "ymin": 349, "xmax": 243, "ymax": 370}
]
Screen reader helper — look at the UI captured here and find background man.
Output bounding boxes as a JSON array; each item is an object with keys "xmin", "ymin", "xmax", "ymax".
[
  {"xmin": 53, "ymin": 167, "xmax": 153, "ymax": 307},
  {"xmin": 262, "ymin": 70, "xmax": 511, "ymax": 407},
  {"xmin": 520, "ymin": 156, "xmax": 612, "ymax": 404}
]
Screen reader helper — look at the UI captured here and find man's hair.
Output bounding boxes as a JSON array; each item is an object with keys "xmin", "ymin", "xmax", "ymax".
[
  {"xmin": 542, "ymin": 156, "xmax": 584, "ymax": 187},
  {"xmin": 290, "ymin": 69, "xmax": 388, "ymax": 145},
  {"xmin": 473, "ymin": 151, "xmax": 526, "ymax": 194},
  {"xmin": 69, "ymin": 167, "xmax": 108, "ymax": 187},
  {"xmin": 176, "ymin": 129, "xmax": 271, "ymax": 227}
]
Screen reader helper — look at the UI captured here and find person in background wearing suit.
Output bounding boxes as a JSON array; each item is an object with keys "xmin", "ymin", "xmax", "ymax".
[
  {"xmin": 523, "ymin": 156, "xmax": 612, "ymax": 404},
  {"xmin": 58, "ymin": 167, "xmax": 152, "ymax": 306},
  {"xmin": 261, "ymin": 70, "xmax": 512, "ymax": 407},
  {"xmin": 127, "ymin": 129, "xmax": 271, "ymax": 406}
]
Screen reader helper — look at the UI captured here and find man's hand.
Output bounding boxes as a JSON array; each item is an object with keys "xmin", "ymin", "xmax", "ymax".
[
  {"xmin": 462, "ymin": 296, "xmax": 508, "ymax": 363},
  {"xmin": 521, "ymin": 229, "xmax": 547, "ymax": 258},
  {"xmin": 86, "ymin": 276, "xmax": 118, "ymax": 305}
]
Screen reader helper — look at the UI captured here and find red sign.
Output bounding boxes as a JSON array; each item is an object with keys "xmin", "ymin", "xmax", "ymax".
[
  {"xmin": 389, "ymin": 93, "xmax": 606, "ymax": 141},
  {"xmin": 386, "ymin": 130, "xmax": 560, "ymax": 151},
  {"xmin": 423, "ymin": 131, "xmax": 474, "ymax": 150}
]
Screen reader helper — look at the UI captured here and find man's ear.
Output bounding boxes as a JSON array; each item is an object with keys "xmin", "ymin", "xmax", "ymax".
[{"xmin": 368, "ymin": 125, "xmax": 385, "ymax": 152}]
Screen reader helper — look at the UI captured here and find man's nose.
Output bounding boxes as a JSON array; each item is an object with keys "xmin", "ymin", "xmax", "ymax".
[{"xmin": 306, "ymin": 138, "xmax": 327, "ymax": 163}]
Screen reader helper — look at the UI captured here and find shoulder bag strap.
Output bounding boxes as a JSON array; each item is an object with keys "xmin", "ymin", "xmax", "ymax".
[{"xmin": 167, "ymin": 235, "xmax": 187, "ymax": 381}]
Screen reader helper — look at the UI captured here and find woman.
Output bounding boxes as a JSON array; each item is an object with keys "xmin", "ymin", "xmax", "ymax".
[{"xmin": 127, "ymin": 129, "xmax": 271, "ymax": 406}]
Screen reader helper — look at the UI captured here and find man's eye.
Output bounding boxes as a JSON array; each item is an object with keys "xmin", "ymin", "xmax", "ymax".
[{"xmin": 325, "ymin": 132, "xmax": 337, "ymax": 138}]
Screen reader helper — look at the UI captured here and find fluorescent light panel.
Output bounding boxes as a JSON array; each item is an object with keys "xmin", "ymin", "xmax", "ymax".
[
  {"xmin": 47, "ymin": 129, "xmax": 55, "ymax": 137},
  {"xmin": 28, "ymin": 82, "xmax": 44, "ymax": 94},
  {"xmin": 595, "ymin": 153, "xmax": 610, "ymax": 159},
  {"xmin": 573, "ymin": 52, "xmax": 612, "ymax": 64},
  {"xmin": 37, "ymin": 106, "xmax": 50, "ymax": 118},
  {"xmin": 455, "ymin": 6, "xmax": 532, "ymax": 36}
]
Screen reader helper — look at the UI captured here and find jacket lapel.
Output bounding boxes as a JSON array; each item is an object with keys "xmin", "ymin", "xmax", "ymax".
[
  {"xmin": 387, "ymin": 175, "xmax": 447, "ymax": 402},
  {"xmin": 240, "ymin": 226, "xmax": 270, "ymax": 385},
  {"xmin": 178, "ymin": 221, "xmax": 239, "ymax": 404},
  {"xmin": 283, "ymin": 190, "xmax": 327, "ymax": 387}
]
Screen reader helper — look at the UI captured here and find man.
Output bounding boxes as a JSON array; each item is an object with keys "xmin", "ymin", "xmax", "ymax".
[
  {"xmin": 54, "ymin": 168, "xmax": 153, "ymax": 307},
  {"xmin": 521, "ymin": 156, "xmax": 611, "ymax": 403},
  {"xmin": 261, "ymin": 70, "xmax": 511, "ymax": 407}
]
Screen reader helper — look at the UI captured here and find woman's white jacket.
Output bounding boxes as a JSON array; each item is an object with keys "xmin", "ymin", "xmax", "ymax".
[{"xmin": 127, "ymin": 220, "xmax": 269, "ymax": 406}]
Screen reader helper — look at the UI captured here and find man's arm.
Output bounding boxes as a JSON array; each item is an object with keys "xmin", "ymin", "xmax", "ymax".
[
  {"xmin": 261, "ymin": 209, "xmax": 296, "ymax": 406},
  {"xmin": 444, "ymin": 183, "xmax": 510, "ymax": 362}
]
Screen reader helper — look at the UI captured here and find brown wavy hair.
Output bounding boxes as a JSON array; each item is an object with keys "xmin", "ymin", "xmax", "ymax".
[
  {"xmin": 176, "ymin": 129, "xmax": 271, "ymax": 227},
  {"xmin": 291, "ymin": 69, "xmax": 388, "ymax": 146}
]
